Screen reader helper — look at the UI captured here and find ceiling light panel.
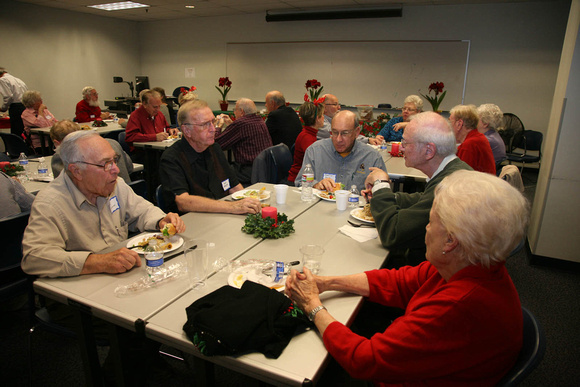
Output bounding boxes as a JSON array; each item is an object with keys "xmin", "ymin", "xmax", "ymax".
[{"xmin": 88, "ymin": 1, "xmax": 150, "ymax": 11}]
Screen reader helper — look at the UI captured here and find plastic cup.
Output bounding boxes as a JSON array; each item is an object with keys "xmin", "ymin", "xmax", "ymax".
[
  {"xmin": 335, "ymin": 190, "xmax": 349, "ymax": 211},
  {"xmin": 185, "ymin": 239, "xmax": 208, "ymax": 289},
  {"xmin": 274, "ymin": 184, "xmax": 289, "ymax": 204},
  {"xmin": 299, "ymin": 244, "xmax": 324, "ymax": 275}
]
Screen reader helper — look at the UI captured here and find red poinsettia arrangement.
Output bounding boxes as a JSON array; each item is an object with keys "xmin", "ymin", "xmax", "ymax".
[
  {"xmin": 420, "ymin": 81, "xmax": 447, "ymax": 112},
  {"xmin": 215, "ymin": 77, "xmax": 232, "ymax": 102},
  {"xmin": 180, "ymin": 85, "xmax": 197, "ymax": 95},
  {"xmin": 305, "ymin": 79, "xmax": 324, "ymax": 101}
]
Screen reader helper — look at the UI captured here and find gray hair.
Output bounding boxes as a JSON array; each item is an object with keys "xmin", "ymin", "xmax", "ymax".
[
  {"xmin": 141, "ymin": 89, "xmax": 161, "ymax": 104},
  {"xmin": 410, "ymin": 112, "xmax": 456, "ymax": 157},
  {"xmin": 434, "ymin": 170, "xmax": 529, "ymax": 267},
  {"xmin": 236, "ymin": 98, "xmax": 257, "ymax": 114},
  {"xmin": 477, "ymin": 103, "xmax": 504, "ymax": 131},
  {"xmin": 59, "ymin": 131, "xmax": 100, "ymax": 171},
  {"xmin": 177, "ymin": 99, "xmax": 209, "ymax": 126},
  {"xmin": 450, "ymin": 104, "xmax": 479, "ymax": 130},
  {"xmin": 22, "ymin": 90, "xmax": 42, "ymax": 108},
  {"xmin": 404, "ymin": 95, "xmax": 423, "ymax": 112},
  {"xmin": 268, "ymin": 91, "xmax": 286, "ymax": 108},
  {"xmin": 82, "ymin": 86, "xmax": 96, "ymax": 98}
]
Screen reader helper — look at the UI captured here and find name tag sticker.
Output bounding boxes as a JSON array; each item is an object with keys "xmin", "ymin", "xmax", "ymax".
[
  {"xmin": 323, "ymin": 173, "xmax": 337, "ymax": 182},
  {"xmin": 221, "ymin": 179, "xmax": 231, "ymax": 191},
  {"xmin": 109, "ymin": 196, "xmax": 120, "ymax": 213}
]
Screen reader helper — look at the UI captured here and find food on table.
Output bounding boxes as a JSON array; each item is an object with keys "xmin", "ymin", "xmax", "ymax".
[
  {"xmin": 162, "ymin": 223, "xmax": 176, "ymax": 237},
  {"xmin": 356, "ymin": 204, "xmax": 375, "ymax": 222},
  {"xmin": 81, "ymin": 125, "xmax": 91, "ymax": 130},
  {"xmin": 318, "ymin": 190, "xmax": 336, "ymax": 200},
  {"xmin": 133, "ymin": 234, "xmax": 173, "ymax": 251},
  {"xmin": 167, "ymin": 134, "xmax": 179, "ymax": 139},
  {"xmin": 241, "ymin": 189, "xmax": 269, "ymax": 200}
]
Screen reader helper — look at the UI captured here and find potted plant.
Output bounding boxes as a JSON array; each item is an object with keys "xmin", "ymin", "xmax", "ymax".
[
  {"xmin": 420, "ymin": 81, "xmax": 447, "ymax": 112},
  {"xmin": 215, "ymin": 77, "xmax": 232, "ymax": 111}
]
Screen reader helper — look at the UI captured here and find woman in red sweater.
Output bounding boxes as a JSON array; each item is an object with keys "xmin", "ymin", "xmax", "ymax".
[
  {"xmin": 287, "ymin": 101, "xmax": 325, "ymax": 183},
  {"xmin": 286, "ymin": 170, "xmax": 529, "ymax": 386}
]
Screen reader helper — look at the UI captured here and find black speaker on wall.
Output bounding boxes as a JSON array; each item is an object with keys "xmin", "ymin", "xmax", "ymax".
[{"xmin": 266, "ymin": 7, "xmax": 402, "ymax": 22}]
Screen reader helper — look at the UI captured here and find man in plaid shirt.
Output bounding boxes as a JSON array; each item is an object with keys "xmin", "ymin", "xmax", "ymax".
[{"xmin": 215, "ymin": 98, "xmax": 273, "ymax": 185}]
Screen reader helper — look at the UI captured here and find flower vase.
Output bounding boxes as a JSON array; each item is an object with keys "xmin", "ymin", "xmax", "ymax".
[{"xmin": 219, "ymin": 101, "xmax": 229, "ymax": 111}]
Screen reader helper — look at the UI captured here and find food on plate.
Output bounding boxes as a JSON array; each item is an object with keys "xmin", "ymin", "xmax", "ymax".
[
  {"xmin": 81, "ymin": 125, "xmax": 91, "ymax": 130},
  {"xmin": 162, "ymin": 223, "xmax": 176, "ymax": 237},
  {"xmin": 133, "ymin": 234, "xmax": 173, "ymax": 251},
  {"xmin": 167, "ymin": 134, "xmax": 179, "ymax": 139},
  {"xmin": 318, "ymin": 190, "xmax": 336, "ymax": 200},
  {"xmin": 356, "ymin": 204, "xmax": 375, "ymax": 222},
  {"xmin": 240, "ymin": 189, "xmax": 268, "ymax": 200}
]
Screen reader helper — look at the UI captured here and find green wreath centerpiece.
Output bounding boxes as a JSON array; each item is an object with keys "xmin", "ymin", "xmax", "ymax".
[
  {"xmin": 241, "ymin": 213, "xmax": 295, "ymax": 239},
  {"xmin": 92, "ymin": 119, "xmax": 108, "ymax": 127}
]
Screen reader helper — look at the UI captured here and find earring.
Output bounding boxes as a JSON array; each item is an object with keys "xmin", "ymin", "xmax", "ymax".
[{"xmin": 442, "ymin": 251, "xmax": 446, "ymax": 255}]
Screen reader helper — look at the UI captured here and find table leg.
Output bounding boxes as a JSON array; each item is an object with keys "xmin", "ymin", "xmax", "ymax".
[
  {"xmin": 193, "ymin": 356, "xmax": 216, "ymax": 387},
  {"xmin": 72, "ymin": 308, "xmax": 104, "ymax": 387}
]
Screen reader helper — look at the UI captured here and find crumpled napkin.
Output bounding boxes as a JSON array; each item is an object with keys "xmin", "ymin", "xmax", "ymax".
[{"xmin": 339, "ymin": 225, "xmax": 378, "ymax": 243}]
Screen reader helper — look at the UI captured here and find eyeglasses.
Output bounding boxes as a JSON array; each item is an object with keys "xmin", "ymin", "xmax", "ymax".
[
  {"xmin": 182, "ymin": 118, "xmax": 217, "ymax": 131},
  {"xmin": 325, "ymin": 103, "xmax": 339, "ymax": 107},
  {"xmin": 331, "ymin": 129, "xmax": 355, "ymax": 137},
  {"xmin": 402, "ymin": 107, "xmax": 417, "ymax": 112},
  {"xmin": 74, "ymin": 155, "xmax": 120, "ymax": 172}
]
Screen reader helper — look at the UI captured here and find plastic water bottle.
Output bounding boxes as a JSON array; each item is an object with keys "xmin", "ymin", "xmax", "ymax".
[
  {"xmin": 301, "ymin": 164, "xmax": 314, "ymax": 202},
  {"xmin": 18, "ymin": 152, "xmax": 30, "ymax": 179},
  {"xmin": 145, "ymin": 239, "xmax": 165, "ymax": 282},
  {"xmin": 349, "ymin": 185, "xmax": 360, "ymax": 207},
  {"xmin": 37, "ymin": 157, "xmax": 49, "ymax": 178},
  {"xmin": 380, "ymin": 140, "xmax": 387, "ymax": 150}
]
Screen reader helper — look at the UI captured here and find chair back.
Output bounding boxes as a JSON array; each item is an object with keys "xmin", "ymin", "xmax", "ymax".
[
  {"xmin": 156, "ymin": 184, "xmax": 166, "ymax": 212},
  {"xmin": 499, "ymin": 113, "xmax": 525, "ymax": 152},
  {"xmin": 496, "ymin": 307, "xmax": 546, "ymax": 386},
  {"xmin": 0, "ymin": 211, "xmax": 30, "ymax": 301},
  {"xmin": 0, "ymin": 132, "xmax": 33, "ymax": 159},
  {"xmin": 128, "ymin": 179, "xmax": 147, "ymax": 199},
  {"xmin": 118, "ymin": 131, "xmax": 131, "ymax": 155},
  {"xmin": 251, "ymin": 144, "xmax": 292, "ymax": 184}
]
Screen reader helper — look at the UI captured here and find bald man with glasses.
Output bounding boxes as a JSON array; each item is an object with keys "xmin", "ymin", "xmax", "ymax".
[
  {"xmin": 296, "ymin": 110, "xmax": 385, "ymax": 192},
  {"xmin": 159, "ymin": 99, "xmax": 261, "ymax": 215},
  {"xmin": 22, "ymin": 131, "xmax": 184, "ymax": 278}
]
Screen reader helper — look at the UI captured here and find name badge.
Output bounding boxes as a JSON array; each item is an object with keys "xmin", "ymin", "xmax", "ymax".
[
  {"xmin": 323, "ymin": 173, "xmax": 336, "ymax": 182},
  {"xmin": 109, "ymin": 196, "xmax": 120, "ymax": 213},
  {"xmin": 221, "ymin": 179, "xmax": 231, "ymax": 191},
  {"xmin": 90, "ymin": 114, "xmax": 95, "ymax": 119}
]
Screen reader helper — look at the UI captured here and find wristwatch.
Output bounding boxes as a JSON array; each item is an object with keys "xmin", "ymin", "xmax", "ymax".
[
  {"xmin": 308, "ymin": 305, "xmax": 327, "ymax": 322},
  {"xmin": 374, "ymin": 179, "xmax": 391, "ymax": 186}
]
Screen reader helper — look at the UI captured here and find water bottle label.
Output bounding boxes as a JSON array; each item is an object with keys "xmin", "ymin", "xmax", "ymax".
[
  {"xmin": 38, "ymin": 168, "xmax": 48, "ymax": 174},
  {"xmin": 146, "ymin": 257, "xmax": 164, "ymax": 267},
  {"xmin": 302, "ymin": 173, "xmax": 314, "ymax": 183},
  {"xmin": 274, "ymin": 261, "xmax": 284, "ymax": 282},
  {"xmin": 19, "ymin": 160, "xmax": 29, "ymax": 166},
  {"xmin": 348, "ymin": 196, "xmax": 359, "ymax": 203}
]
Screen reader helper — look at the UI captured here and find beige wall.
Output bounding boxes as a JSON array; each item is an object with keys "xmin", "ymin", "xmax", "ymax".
[
  {"xmin": 0, "ymin": 0, "xmax": 140, "ymax": 119},
  {"xmin": 0, "ymin": 0, "xmax": 572, "ymax": 134}
]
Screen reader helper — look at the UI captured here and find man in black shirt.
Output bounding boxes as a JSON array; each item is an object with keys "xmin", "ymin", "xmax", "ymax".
[{"xmin": 264, "ymin": 90, "xmax": 301, "ymax": 151}]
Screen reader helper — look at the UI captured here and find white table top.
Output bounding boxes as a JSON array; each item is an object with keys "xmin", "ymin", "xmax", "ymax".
[
  {"xmin": 18, "ymin": 155, "xmax": 54, "ymax": 194},
  {"xmin": 29, "ymin": 120, "xmax": 125, "ymax": 135},
  {"xmin": 383, "ymin": 151, "xmax": 427, "ymax": 181},
  {"xmin": 145, "ymin": 199, "xmax": 386, "ymax": 386},
  {"xmin": 132, "ymin": 138, "xmax": 178, "ymax": 150}
]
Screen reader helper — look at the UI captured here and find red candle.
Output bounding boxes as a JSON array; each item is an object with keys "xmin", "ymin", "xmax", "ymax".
[
  {"xmin": 261, "ymin": 206, "xmax": 277, "ymax": 224},
  {"xmin": 390, "ymin": 142, "xmax": 400, "ymax": 156}
]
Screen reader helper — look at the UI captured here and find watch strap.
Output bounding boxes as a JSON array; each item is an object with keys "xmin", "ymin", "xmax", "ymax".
[{"xmin": 308, "ymin": 305, "xmax": 327, "ymax": 322}]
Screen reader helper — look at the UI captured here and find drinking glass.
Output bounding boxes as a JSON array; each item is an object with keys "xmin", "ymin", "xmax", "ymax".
[{"xmin": 185, "ymin": 239, "xmax": 209, "ymax": 289}]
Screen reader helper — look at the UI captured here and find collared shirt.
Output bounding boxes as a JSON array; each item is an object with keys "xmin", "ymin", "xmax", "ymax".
[
  {"xmin": 21, "ymin": 107, "xmax": 58, "ymax": 148},
  {"xmin": 21, "ymin": 173, "xmax": 165, "ymax": 278},
  {"xmin": 296, "ymin": 138, "xmax": 385, "ymax": 191},
  {"xmin": 75, "ymin": 99, "xmax": 102, "ymax": 123},
  {"xmin": 0, "ymin": 171, "xmax": 34, "ymax": 219},
  {"xmin": 0, "ymin": 72, "xmax": 28, "ymax": 111},
  {"xmin": 125, "ymin": 105, "xmax": 168, "ymax": 151},
  {"xmin": 215, "ymin": 114, "xmax": 272, "ymax": 165}
]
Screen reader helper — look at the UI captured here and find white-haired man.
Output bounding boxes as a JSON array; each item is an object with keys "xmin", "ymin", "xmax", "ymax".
[
  {"xmin": 363, "ymin": 112, "xmax": 472, "ymax": 268},
  {"xmin": 75, "ymin": 86, "xmax": 110, "ymax": 122},
  {"xmin": 215, "ymin": 98, "xmax": 273, "ymax": 185}
]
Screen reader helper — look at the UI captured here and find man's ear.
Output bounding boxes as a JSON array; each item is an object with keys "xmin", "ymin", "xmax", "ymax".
[
  {"xmin": 68, "ymin": 163, "xmax": 82, "ymax": 180},
  {"xmin": 424, "ymin": 142, "xmax": 436, "ymax": 160}
]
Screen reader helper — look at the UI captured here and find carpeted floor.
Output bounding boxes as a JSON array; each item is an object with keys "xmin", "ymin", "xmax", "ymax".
[{"xmin": 1, "ymin": 169, "xmax": 579, "ymax": 386}]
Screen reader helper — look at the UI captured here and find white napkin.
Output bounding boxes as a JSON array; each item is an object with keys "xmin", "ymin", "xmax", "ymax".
[{"xmin": 339, "ymin": 225, "xmax": 379, "ymax": 243}]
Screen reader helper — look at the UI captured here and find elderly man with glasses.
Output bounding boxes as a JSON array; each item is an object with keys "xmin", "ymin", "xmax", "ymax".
[
  {"xmin": 22, "ymin": 130, "xmax": 184, "ymax": 278},
  {"xmin": 159, "ymin": 99, "xmax": 262, "ymax": 215},
  {"xmin": 362, "ymin": 112, "xmax": 472, "ymax": 269},
  {"xmin": 296, "ymin": 110, "xmax": 385, "ymax": 192}
]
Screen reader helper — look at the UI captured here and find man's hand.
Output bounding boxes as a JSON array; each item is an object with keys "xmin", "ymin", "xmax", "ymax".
[
  {"xmin": 82, "ymin": 248, "xmax": 141, "ymax": 275},
  {"xmin": 230, "ymin": 198, "xmax": 261, "ymax": 214},
  {"xmin": 314, "ymin": 178, "xmax": 339, "ymax": 192},
  {"xmin": 38, "ymin": 104, "xmax": 48, "ymax": 115},
  {"xmin": 158, "ymin": 212, "xmax": 186, "ymax": 234},
  {"xmin": 156, "ymin": 132, "xmax": 169, "ymax": 141},
  {"xmin": 168, "ymin": 128, "xmax": 179, "ymax": 136},
  {"xmin": 101, "ymin": 112, "xmax": 111, "ymax": 120},
  {"xmin": 369, "ymin": 135, "xmax": 384, "ymax": 145},
  {"xmin": 362, "ymin": 167, "xmax": 390, "ymax": 200}
]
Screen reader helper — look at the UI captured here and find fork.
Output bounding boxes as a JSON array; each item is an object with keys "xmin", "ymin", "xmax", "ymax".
[{"xmin": 347, "ymin": 220, "xmax": 375, "ymax": 228}]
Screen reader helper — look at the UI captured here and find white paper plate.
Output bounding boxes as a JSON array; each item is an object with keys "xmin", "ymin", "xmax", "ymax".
[
  {"xmin": 314, "ymin": 190, "xmax": 336, "ymax": 201},
  {"xmin": 227, "ymin": 268, "xmax": 285, "ymax": 291},
  {"xmin": 126, "ymin": 233, "xmax": 184, "ymax": 254},
  {"xmin": 231, "ymin": 189, "xmax": 271, "ymax": 201},
  {"xmin": 350, "ymin": 208, "xmax": 375, "ymax": 224}
]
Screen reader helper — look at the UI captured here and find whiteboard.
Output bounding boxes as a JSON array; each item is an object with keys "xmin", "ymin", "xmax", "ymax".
[{"xmin": 225, "ymin": 40, "xmax": 469, "ymax": 110}]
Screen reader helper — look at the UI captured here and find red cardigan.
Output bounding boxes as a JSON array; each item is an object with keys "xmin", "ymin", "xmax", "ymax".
[
  {"xmin": 125, "ymin": 105, "xmax": 168, "ymax": 151},
  {"xmin": 457, "ymin": 130, "xmax": 496, "ymax": 174},
  {"xmin": 75, "ymin": 99, "xmax": 101, "ymax": 123},
  {"xmin": 287, "ymin": 126, "xmax": 318, "ymax": 182},
  {"xmin": 323, "ymin": 261, "xmax": 522, "ymax": 386}
]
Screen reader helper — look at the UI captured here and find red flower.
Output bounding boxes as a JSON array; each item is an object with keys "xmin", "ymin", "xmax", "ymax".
[
  {"xmin": 428, "ymin": 82, "xmax": 445, "ymax": 95},
  {"xmin": 313, "ymin": 96, "xmax": 326, "ymax": 106},
  {"xmin": 304, "ymin": 93, "xmax": 309, "ymax": 102},
  {"xmin": 218, "ymin": 77, "xmax": 230, "ymax": 87}
]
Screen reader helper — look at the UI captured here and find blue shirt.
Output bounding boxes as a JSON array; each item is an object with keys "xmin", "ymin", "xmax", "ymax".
[
  {"xmin": 377, "ymin": 116, "xmax": 404, "ymax": 142},
  {"xmin": 295, "ymin": 138, "xmax": 386, "ymax": 191}
]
